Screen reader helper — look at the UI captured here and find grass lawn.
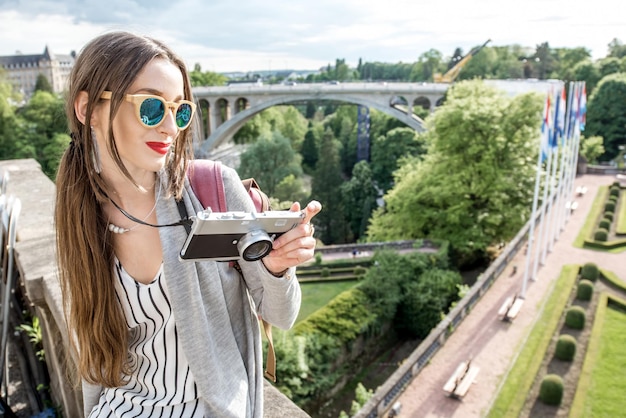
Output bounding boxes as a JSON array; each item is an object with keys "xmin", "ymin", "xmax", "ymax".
[
  {"xmin": 297, "ymin": 280, "xmax": 358, "ymax": 323},
  {"xmin": 573, "ymin": 186, "xmax": 607, "ymax": 248},
  {"xmin": 617, "ymin": 192, "xmax": 626, "ymax": 234},
  {"xmin": 570, "ymin": 295, "xmax": 626, "ymax": 418}
]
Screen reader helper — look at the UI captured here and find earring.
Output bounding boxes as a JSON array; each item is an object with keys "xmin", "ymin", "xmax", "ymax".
[{"xmin": 91, "ymin": 126, "xmax": 102, "ymax": 174}]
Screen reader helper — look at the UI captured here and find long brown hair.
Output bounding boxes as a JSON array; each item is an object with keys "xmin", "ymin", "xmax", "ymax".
[{"xmin": 55, "ymin": 31, "xmax": 194, "ymax": 387}]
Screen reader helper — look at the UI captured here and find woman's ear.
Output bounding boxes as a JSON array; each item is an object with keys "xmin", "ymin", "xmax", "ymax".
[{"xmin": 74, "ymin": 91, "xmax": 97, "ymax": 126}]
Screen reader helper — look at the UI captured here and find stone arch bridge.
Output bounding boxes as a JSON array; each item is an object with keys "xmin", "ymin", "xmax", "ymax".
[{"xmin": 192, "ymin": 82, "xmax": 450, "ymax": 155}]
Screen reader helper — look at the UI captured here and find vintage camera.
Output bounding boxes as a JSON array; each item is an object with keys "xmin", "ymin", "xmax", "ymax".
[{"xmin": 180, "ymin": 208, "xmax": 305, "ymax": 262}]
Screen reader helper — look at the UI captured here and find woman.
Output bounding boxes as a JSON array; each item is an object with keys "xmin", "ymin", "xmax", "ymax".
[{"xmin": 55, "ymin": 31, "xmax": 320, "ymax": 417}]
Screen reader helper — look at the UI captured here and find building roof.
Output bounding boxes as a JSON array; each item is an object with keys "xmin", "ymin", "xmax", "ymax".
[{"xmin": 0, "ymin": 47, "xmax": 75, "ymax": 68}]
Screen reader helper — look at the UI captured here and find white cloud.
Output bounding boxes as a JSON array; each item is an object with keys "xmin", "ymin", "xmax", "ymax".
[{"xmin": 1, "ymin": 0, "xmax": 624, "ymax": 71}]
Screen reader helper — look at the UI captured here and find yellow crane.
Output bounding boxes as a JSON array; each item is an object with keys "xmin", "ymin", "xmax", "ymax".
[{"xmin": 433, "ymin": 39, "xmax": 491, "ymax": 83}]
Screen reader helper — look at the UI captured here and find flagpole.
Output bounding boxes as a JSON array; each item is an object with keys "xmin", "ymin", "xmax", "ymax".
[
  {"xmin": 548, "ymin": 83, "xmax": 567, "ymax": 247},
  {"xmin": 556, "ymin": 82, "xmax": 575, "ymax": 234},
  {"xmin": 542, "ymin": 138, "xmax": 559, "ymax": 261},
  {"xmin": 534, "ymin": 87, "xmax": 557, "ymax": 274},
  {"xmin": 533, "ymin": 144, "xmax": 551, "ymax": 276},
  {"xmin": 520, "ymin": 94, "xmax": 550, "ymax": 299},
  {"xmin": 521, "ymin": 139, "xmax": 544, "ymax": 298},
  {"xmin": 564, "ymin": 82, "xmax": 582, "ymax": 225}
]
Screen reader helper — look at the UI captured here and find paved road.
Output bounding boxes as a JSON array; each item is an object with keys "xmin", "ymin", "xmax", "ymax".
[{"xmin": 394, "ymin": 174, "xmax": 623, "ymax": 417}]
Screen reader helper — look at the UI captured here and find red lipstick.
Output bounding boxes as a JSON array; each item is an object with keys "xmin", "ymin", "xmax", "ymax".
[{"xmin": 147, "ymin": 142, "xmax": 170, "ymax": 155}]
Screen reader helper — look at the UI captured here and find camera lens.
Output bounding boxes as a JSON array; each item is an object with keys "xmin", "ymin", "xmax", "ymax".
[{"xmin": 238, "ymin": 230, "xmax": 273, "ymax": 261}]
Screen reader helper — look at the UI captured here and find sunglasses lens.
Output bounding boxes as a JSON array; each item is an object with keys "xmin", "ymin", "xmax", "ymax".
[
  {"xmin": 139, "ymin": 98, "xmax": 165, "ymax": 126},
  {"xmin": 176, "ymin": 103, "xmax": 193, "ymax": 128}
]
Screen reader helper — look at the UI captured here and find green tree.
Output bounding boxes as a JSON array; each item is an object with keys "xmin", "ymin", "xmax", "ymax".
[
  {"xmin": 340, "ymin": 161, "xmax": 378, "ymax": 242},
  {"xmin": 585, "ymin": 73, "xmax": 626, "ymax": 161},
  {"xmin": 3, "ymin": 90, "xmax": 68, "ymax": 178},
  {"xmin": 608, "ymin": 38, "xmax": 626, "ymax": 58},
  {"xmin": 534, "ymin": 42, "xmax": 557, "ymax": 79},
  {"xmin": 305, "ymin": 102, "xmax": 316, "ymax": 119},
  {"xmin": 554, "ymin": 47, "xmax": 591, "ymax": 81},
  {"xmin": 237, "ymin": 131, "xmax": 302, "ymax": 196},
  {"xmin": 598, "ymin": 57, "xmax": 622, "ymax": 78},
  {"xmin": 280, "ymin": 106, "xmax": 308, "ymax": 150},
  {"xmin": 349, "ymin": 383, "xmax": 374, "ymax": 415},
  {"xmin": 410, "ymin": 49, "xmax": 442, "ymax": 82},
  {"xmin": 396, "ymin": 269, "xmax": 461, "ymax": 338},
  {"xmin": 189, "ymin": 64, "xmax": 227, "ymax": 86},
  {"xmin": 309, "ymin": 128, "xmax": 347, "ymax": 244},
  {"xmin": 367, "ymin": 80, "xmax": 541, "ymax": 267},
  {"xmin": 300, "ymin": 122, "xmax": 319, "ymax": 172},
  {"xmin": 274, "ymin": 174, "xmax": 308, "ymax": 205},
  {"xmin": 573, "ymin": 60, "xmax": 601, "ymax": 94},
  {"xmin": 579, "ymin": 135, "xmax": 605, "ymax": 164},
  {"xmin": 34, "ymin": 74, "xmax": 53, "ymax": 93},
  {"xmin": 370, "ymin": 127, "xmax": 427, "ymax": 192},
  {"xmin": 18, "ymin": 90, "xmax": 67, "ymax": 138},
  {"xmin": 233, "ymin": 110, "xmax": 272, "ymax": 144}
]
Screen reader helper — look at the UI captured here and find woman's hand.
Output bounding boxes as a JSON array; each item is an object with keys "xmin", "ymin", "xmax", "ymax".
[{"xmin": 262, "ymin": 200, "xmax": 322, "ymax": 276}]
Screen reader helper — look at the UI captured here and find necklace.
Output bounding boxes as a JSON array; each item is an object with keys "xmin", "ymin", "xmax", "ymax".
[{"xmin": 108, "ymin": 181, "xmax": 162, "ymax": 234}]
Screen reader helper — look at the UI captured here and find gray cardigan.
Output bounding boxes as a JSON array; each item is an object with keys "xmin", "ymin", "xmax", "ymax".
[{"xmin": 82, "ymin": 165, "xmax": 302, "ymax": 417}]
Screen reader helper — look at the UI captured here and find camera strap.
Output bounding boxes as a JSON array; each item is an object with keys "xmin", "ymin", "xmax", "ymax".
[{"xmin": 183, "ymin": 159, "xmax": 277, "ymax": 383}]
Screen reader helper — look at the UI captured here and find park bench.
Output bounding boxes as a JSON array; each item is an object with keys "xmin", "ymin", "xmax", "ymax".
[
  {"xmin": 443, "ymin": 360, "xmax": 480, "ymax": 399},
  {"xmin": 498, "ymin": 295, "xmax": 524, "ymax": 321},
  {"xmin": 565, "ymin": 201, "xmax": 579, "ymax": 212},
  {"xmin": 575, "ymin": 186, "xmax": 587, "ymax": 196}
]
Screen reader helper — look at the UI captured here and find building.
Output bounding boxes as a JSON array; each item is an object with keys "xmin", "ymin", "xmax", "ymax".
[{"xmin": 0, "ymin": 46, "xmax": 75, "ymax": 100}]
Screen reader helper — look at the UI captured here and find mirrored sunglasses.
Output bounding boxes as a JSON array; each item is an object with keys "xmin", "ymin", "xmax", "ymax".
[{"xmin": 100, "ymin": 91, "xmax": 197, "ymax": 130}]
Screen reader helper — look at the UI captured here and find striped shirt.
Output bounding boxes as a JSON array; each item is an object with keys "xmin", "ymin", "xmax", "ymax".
[{"xmin": 88, "ymin": 260, "xmax": 205, "ymax": 418}]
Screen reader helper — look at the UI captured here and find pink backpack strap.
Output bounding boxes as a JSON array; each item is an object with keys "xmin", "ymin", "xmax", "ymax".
[{"xmin": 188, "ymin": 160, "xmax": 227, "ymax": 212}]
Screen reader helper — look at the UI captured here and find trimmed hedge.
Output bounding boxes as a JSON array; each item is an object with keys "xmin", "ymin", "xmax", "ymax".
[
  {"xmin": 581, "ymin": 263, "xmax": 600, "ymax": 281},
  {"xmin": 565, "ymin": 306, "xmax": 586, "ymax": 330},
  {"xmin": 605, "ymin": 201, "xmax": 616, "ymax": 212},
  {"xmin": 599, "ymin": 218, "xmax": 611, "ymax": 230},
  {"xmin": 555, "ymin": 334, "xmax": 577, "ymax": 361},
  {"xmin": 604, "ymin": 211, "xmax": 614, "ymax": 222},
  {"xmin": 576, "ymin": 279, "xmax": 594, "ymax": 301},
  {"xmin": 594, "ymin": 228, "xmax": 608, "ymax": 242},
  {"xmin": 539, "ymin": 374, "xmax": 564, "ymax": 406}
]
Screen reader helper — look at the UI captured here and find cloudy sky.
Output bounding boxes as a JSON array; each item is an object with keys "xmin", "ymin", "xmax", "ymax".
[{"xmin": 0, "ymin": 0, "xmax": 624, "ymax": 73}]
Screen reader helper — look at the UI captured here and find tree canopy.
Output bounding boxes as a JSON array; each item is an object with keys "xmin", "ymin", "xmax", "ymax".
[
  {"xmin": 366, "ymin": 80, "xmax": 542, "ymax": 267},
  {"xmin": 585, "ymin": 73, "xmax": 626, "ymax": 161}
]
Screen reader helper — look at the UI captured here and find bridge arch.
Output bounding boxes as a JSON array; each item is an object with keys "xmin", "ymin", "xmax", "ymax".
[{"xmin": 198, "ymin": 93, "xmax": 428, "ymax": 155}]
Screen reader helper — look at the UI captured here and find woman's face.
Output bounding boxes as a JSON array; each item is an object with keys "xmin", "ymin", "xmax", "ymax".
[{"xmin": 98, "ymin": 58, "xmax": 186, "ymax": 179}]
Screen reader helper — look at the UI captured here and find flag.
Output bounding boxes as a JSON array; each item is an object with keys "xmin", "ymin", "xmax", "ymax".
[
  {"xmin": 540, "ymin": 92, "xmax": 552, "ymax": 162},
  {"xmin": 567, "ymin": 84, "xmax": 579, "ymax": 138},
  {"xmin": 553, "ymin": 87, "xmax": 566, "ymax": 146},
  {"xmin": 579, "ymin": 84, "xmax": 587, "ymax": 131}
]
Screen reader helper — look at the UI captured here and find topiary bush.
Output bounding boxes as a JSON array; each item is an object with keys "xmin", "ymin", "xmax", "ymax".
[
  {"xmin": 565, "ymin": 306, "xmax": 586, "ymax": 330},
  {"xmin": 555, "ymin": 334, "xmax": 577, "ymax": 361},
  {"xmin": 321, "ymin": 267, "xmax": 330, "ymax": 277},
  {"xmin": 353, "ymin": 265, "xmax": 367, "ymax": 277},
  {"xmin": 604, "ymin": 211, "xmax": 614, "ymax": 222},
  {"xmin": 599, "ymin": 218, "xmax": 611, "ymax": 230},
  {"xmin": 609, "ymin": 186, "xmax": 620, "ymax": 197},
  {"xmin": 594, "ymin": 228, "xmax": 608, "ymax": 241},
  {"xmin": 581, "ymin": 263, "xmax": 599, "ymax": 281},
  {"xmin": 539, "ymin": 374, "xmax": 564, "ymax": 406},
  {"xmin": 576, "ymin": 279, "xmax": 594, "ymax": 301},
  {"xmin": 605, "ymin": 201, "xmax": 616, "ymax": 212}
]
